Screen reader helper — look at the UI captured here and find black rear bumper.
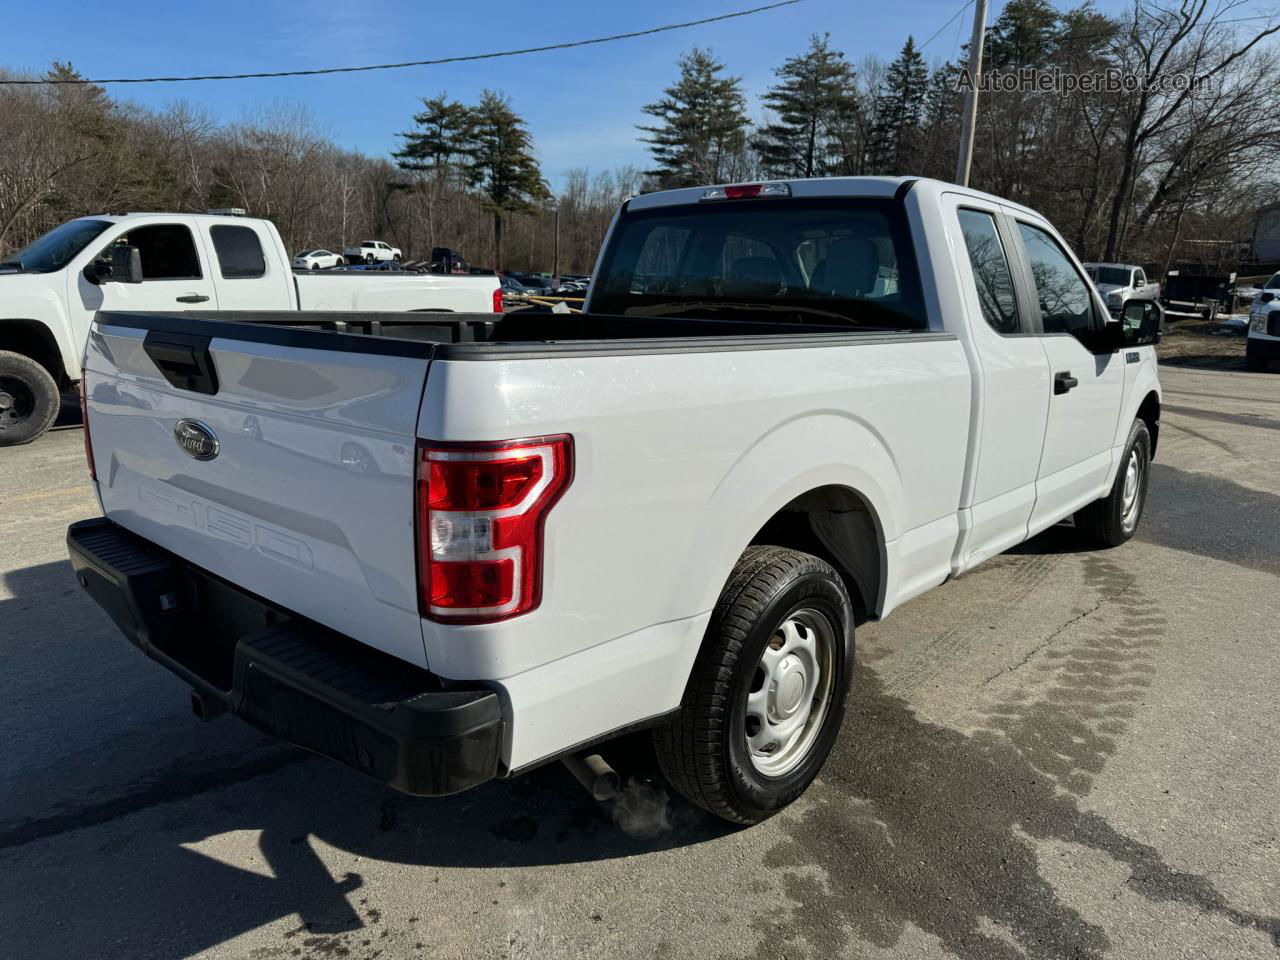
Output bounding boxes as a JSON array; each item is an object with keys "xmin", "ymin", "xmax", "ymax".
[{"xmin": 67, "ymin": 518, "xmax": 503, "ymax": 797}]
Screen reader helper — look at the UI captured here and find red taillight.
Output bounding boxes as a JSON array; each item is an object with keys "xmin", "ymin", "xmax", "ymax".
[
  {"xmin": 492, "ymin": 286, "xmax": 504, "ymax": 313},
  {"xmin": 417, "ymin": 434, "xmax": 572, "ymax": 623},
  {"xmin": 79, "ymin": 378, "xmax": 96, "ymax": 481}
]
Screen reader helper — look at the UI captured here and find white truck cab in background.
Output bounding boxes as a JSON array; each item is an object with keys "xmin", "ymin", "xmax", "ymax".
[
  {"xmin": 1084, "ymin": 262, "xmax": 1161, "ymax": 317},
  {"xmin": 0, "ymin": 212, "xmax": 499, "ymax": 445},
  {"xmin": 1247, "ymin": 270, "xmax": 1280, "ymax": 372},
  {"xmin": 344, "ymin": 240, "xmax": 402, "ymax": 264}
]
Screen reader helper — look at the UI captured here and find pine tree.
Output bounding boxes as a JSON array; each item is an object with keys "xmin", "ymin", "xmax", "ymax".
[
  {"xmin": 919, "ymin": 62, "xmax": 963, "ymax": 179},
  {"xmin": 394, "ymin": 93, "xmax": 474, "ymax": 183},
  {"xmin": 467, "ymin": 90, "xmax": 549, "ymax": 270},
  {"xmin": 984, "ymin": 0, "xmax": 1061, "ymax": 70},
  {"xmin": 867, "ymin": 37, "xmax": 929, "ymax": 175},
  {"xmin": 639, "ymin": 48, "xmax": 750, "ymax": 188},
  {"xmin": 753, "ymin": 34, "xmax": 860, "ymax": 180}
]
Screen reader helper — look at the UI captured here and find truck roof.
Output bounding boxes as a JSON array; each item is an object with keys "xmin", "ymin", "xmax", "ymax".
[
  {"xmin": 1083, "ymin": 261, "xmax": 1140, "ymax": 270},
  {"xmin": 625, "ymin": 176, "xmax": 1050, "ymax": 222},
  {"xmin": 71, "ymin": 212, "xmax": 264, "ymax": 224}
]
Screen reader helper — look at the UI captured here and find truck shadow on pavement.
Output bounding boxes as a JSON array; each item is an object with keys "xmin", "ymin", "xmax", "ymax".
[{"xmin": 3, "ymin": 550, "xmax": 1277, "ymax": 958}]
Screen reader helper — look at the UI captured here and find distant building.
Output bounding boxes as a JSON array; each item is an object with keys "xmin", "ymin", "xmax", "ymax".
[{"xmin": 1254, "ymin": 203, "xmax": 1280, "ymax": 261}]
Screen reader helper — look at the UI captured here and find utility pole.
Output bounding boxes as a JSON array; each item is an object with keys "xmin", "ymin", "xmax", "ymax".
[
  {"xmin": 552, "ymin": 207, "xmax": 560, "ymax": 288},
  {"xmin": 955, "ymin": 0, "xmax": 989, "ymax": 187}
]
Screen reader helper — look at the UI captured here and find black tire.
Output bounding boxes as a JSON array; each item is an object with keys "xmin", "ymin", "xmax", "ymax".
[
  {"xmin": 365, "ymin": 254, "xmax": 375, "ymax": 264},
  {"xmin": 1075, "ymin": 418, "xmax": 1151, "ymax": 547},
  {"xmin": 393, "ymin": 254, "xmax": 401, "ymax": 262},
  {"xmin": 310, "ymin": 263, "xmax": 319, "ymax": 270},
  {"xmin": 653, "ymin": 545, "xmax": 854, "ymax": 825},
  {"xmin": 1245, "ymin": 341, "xmax": 1269, "ymax": 373},
  {"xmin": 0, "ymin": 350, "xmax": 60, "ymax": 447}
]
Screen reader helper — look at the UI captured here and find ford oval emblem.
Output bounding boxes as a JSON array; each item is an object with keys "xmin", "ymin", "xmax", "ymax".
[{"xmin": 174, "ymin": 419, "xmax": 219, "ymax": 461}]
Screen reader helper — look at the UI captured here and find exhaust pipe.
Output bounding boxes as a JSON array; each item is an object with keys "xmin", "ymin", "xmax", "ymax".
[
  {"xmin": 190, "ymin": 689, "xmax": 228, "ymax": 722},
  {"xmin": 561, "ymin": 752, "xmax": 620, "ymax": 802}
]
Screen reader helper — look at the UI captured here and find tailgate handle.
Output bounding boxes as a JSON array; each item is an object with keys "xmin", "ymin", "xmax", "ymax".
[{"xmin": 143, "ymin": 332, "xmax": 219, "ymax": 396}]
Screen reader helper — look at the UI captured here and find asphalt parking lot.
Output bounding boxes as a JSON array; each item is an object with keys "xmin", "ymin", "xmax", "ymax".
[{"xmin": 1, "ymin": 364, "xmax": 1277, "ymax": 960}]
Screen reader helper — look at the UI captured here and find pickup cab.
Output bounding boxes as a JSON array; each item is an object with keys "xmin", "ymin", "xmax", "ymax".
[
  {"xmin": 68, "ymin": 177, "xmax": 1163, "ymax": 824},
  {"xmin": 1247, "ymin": 270, "xmax": 1280, "ymax": 372},
  {"xmin": 1084, "ymin": 262, "xmax": 1161, "ymax": 316},
  {"xmin": 0, "ymin": 213, "xmax": 500, "ymax": 446},
  {"xmin": 344, "ymin": 240, "xmax": 402, "ymax": 264}
]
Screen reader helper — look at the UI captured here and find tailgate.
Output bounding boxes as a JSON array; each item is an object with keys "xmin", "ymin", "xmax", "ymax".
[{"xmin": 83, "ymin": 316, "xmax": 432, "ymax": 667}]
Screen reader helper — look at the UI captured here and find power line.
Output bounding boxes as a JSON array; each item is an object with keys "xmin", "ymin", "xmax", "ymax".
[
  {"xmin": 921, "ymin": 0, "xmax": 976, "ymax": 50},
  {"xmin": 919, "ymin": 5, "xmax": 1276, "ymax": 55},
  {"xmin": 0, "ymin": 0, "xmax": 803, "ymax": 85}
]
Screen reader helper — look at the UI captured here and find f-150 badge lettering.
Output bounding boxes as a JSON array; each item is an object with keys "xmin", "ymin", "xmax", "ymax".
[{"xmin": 174, "ymin": 419, "xmax": 219, "ymax": 461}]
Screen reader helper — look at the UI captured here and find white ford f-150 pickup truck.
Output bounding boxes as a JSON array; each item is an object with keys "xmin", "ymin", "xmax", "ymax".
[
  {"xmin": 1083, "ymin": 261, "xmax": 1161, "ymax": 317},
  {"xmin": 0, "ymin": 212, "xmax": 500, "ymax": 446},
  {"xmin": 67, "ymin": 177, "xmax": 1163, "ymax": 824}
]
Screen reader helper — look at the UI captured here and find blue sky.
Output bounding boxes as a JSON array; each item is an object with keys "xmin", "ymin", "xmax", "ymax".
[{"xmin": 2, "ymin": 0, "xmax": 1272, "ymax": 187}]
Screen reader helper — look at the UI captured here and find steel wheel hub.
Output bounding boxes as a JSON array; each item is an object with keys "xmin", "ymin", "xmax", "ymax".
[
  {"xmin": 745, "ymin": 608, "xmax": 837, "ymax": 778},
  {"xmin": 1121, "ymin": 449, "xmax": 1143, "ymax": 531},
  {"xmin": 0, "ymin": 392, "xmax": 12, "ymax": 412}
]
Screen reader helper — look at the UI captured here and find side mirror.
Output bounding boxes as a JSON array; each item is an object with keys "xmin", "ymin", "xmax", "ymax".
[
  {"xmin": 1122, "ymin": 299, "xmax": 1162, "ymax": 346},
  {"xmin": 1261, "ymin": 291, "xmax": 1276, "ymax": 304},
  {"xmin": 110, "ymin": 245, "xmax": 143, "ymax": 284}
]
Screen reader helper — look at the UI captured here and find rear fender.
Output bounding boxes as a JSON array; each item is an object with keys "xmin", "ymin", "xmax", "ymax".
[{"xmin": 676, "ymin": 412, "xmax": 899, "ymax": 621}]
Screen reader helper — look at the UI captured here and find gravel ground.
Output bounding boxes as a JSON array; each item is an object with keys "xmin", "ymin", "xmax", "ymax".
[{"xmin": 1, "ymin": 364, "xmax": 1278, "ymax": 960}]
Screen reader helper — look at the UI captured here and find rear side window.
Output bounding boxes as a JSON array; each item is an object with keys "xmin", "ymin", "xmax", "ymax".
[
  {"xmin": 591, "ymin": 197, "xmax": 927, "ymax": 330},
  {"xmin": 957, "ymin": 209, "xmax": 1020, "ymax": 334},
  {"xmin": 1017, "ymin": 222, "xmax": 1096, "ymax": 337},
  {"xmin": 210, "ymin": 226, "xmax": 266, "ymax": 279}
]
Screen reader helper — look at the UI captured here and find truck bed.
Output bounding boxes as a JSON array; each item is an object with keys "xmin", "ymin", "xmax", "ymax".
[{"xmin": 101, "ymin": 308, "xmax": 950, "ymax": 361}]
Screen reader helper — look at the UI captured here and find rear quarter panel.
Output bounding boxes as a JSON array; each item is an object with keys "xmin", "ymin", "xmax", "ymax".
[{"xmin": 419, "ymin": 336, "xmax": 971, "ymax": 683}]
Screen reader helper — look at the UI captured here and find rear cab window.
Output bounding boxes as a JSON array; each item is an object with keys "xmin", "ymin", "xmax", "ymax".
[
  {"xmin": 956, "ymin": 208, "xmax": 1020, "ymax": 334},
  {"xmin": 590, "ymin": 197, "xmax": 928, "ymax": 330},
  {"xmin": 210, "ymin": 225, "xmax": 267, "ymax": 279}
]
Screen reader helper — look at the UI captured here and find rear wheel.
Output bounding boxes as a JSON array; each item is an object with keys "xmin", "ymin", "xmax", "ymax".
[
  {"xmin": 365, "ymin": 254, "xmax": 375, "ymax": 264},
  {"xmin": 653, "ymin": 545, "xmax": 854, "ymax": 825},
  {"xmin": 0, "ymin": 350, "xmax": 60, "ymax": 447},
  {"xmin": 1075, "ymin": 418, "xmax": 1151, "ymax": 547}
]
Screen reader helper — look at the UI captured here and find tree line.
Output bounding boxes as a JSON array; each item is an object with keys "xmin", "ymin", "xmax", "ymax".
[{"xmin": 2, "ymin": 0, "xmax": 1278, "ymax": 276}]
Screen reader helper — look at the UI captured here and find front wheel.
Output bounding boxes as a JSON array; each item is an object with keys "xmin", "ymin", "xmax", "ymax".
[
  {"xmin": 0, "ymin": 350, "xmax": 60, "ymax": 446},
  {"xmin": 1075, "ymin": 418, "xmax": 1151, "ymax": 547},
  {"xmin": 1245, "ymin": 340, "xmax": 1270, "ymax": 373},
  {"xmin": 653, "ymin": 545, "xmax": 854, "ymax": 825}
]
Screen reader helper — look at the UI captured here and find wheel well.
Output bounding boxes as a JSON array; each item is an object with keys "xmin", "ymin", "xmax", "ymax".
[
  {"xmin": 748, "ymin": 485, "xmax": 885, "ymax": 624},
  {"xmin": 0, "ymin": 320, "xmax": 68, "ymax": 388},
  {"xmin": 1137, "ymin": 391, "xmax": 1160, "ymax": 459}
]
